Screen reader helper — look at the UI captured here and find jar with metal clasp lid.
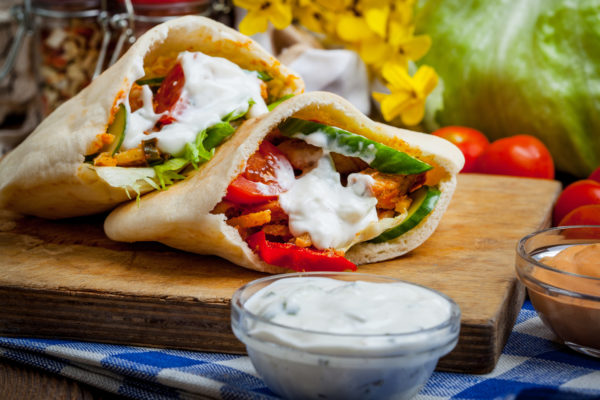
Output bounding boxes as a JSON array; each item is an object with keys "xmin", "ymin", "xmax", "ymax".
[
  {"xmin": 0, "ymin": 0, "xmax": 233, "ymax": 119},
  {"xmin": 28, "ymin": 0, "xmax": 109, "ymax": 116}
]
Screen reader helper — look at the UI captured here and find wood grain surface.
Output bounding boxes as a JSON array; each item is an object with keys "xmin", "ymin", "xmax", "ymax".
[{"xmin": 0, "ymin": 174, "xmax": 561, "ymax": 374}]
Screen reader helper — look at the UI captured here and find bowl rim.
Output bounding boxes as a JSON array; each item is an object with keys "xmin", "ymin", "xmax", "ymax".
[
  {"xmin": 231, "ymin": 271, "xmax": 461, "ymax": 341},
  {"xmin": 516, "ymin": 225, "xmax": 600, "ymax": 282}
]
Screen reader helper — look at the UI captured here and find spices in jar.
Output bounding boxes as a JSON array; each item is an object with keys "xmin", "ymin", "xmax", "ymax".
[{"xmin": 32, "ymin": 0, "xmax": 104, "ymax": 116}]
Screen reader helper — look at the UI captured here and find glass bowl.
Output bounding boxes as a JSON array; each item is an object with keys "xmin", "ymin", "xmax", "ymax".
[
  {"xmin": 231, "ymin": 272, "xmax": 461, "ymax": 400},
  {"xmin": 516, "ymin": 225, "xmax": 600, "ymax": 357}
]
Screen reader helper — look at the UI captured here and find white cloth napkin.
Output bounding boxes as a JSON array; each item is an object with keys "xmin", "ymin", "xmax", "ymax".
[{"xmin": 285, "ymin": 47, "xmax": 371, "ymax": 116}]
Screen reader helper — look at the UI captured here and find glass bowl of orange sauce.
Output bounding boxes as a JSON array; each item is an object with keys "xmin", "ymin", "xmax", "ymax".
[{"xmin": 516, "ymin": 225, "xmax": 600, "ymax": 357}]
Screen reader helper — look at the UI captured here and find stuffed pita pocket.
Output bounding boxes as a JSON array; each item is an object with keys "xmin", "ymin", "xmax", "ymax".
[
  {"xmin": 0, "ymin": 16, "xmax": 303, "ymax": 219},
  {"xmin": 104, "ymin": 92, "xmax": 464, "ymax": 273}
]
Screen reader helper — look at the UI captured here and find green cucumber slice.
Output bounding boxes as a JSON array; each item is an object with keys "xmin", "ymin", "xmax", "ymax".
[
  {"xmin": 278, "ymin": 118, "xmax": 432, "ymax": 175},
  {"xmin": 135, "ymin": 77, "xmax": 165, "ymax": 86},
  {"xmin": 106, "ymin": 103, "xmax": 127, "ymax": 156},
  {"xmin": 368, "ymin": 186, "xmax": 441, "ymax": 243}
]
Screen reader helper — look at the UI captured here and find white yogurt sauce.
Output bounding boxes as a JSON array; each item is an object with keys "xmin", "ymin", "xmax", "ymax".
[
  {"xmin": 279, "ymin": 132, "xmax": 378, "ymax": 250},
  {"xmin": 244, "ymin": 277, "xmax": 453, "ymax": 355},
  {"xmin": 122, "ymin": 51, "xmax": 268, "ymax": 155}
]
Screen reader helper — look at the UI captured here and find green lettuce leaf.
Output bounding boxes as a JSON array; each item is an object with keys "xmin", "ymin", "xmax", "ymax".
[
  {"xmin": 256, "ymin": 71, "xmax": 273, "ymax": 82},
  {"xmin": 268, "ymin": 94, "xmax": 294, "ymax": 111},
  {"xmin": 153, "ymin": 107, "xmax": 243, "ymax": 189},
  {"xmin": 154, "ymin": 158, "xmax": 188, "ymax": 189},
  {"xmin": 416, "ymin": 0, "xmax": 600, "ymax": 177}
]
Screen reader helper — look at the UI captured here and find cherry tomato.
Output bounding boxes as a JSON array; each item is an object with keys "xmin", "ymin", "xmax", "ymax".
[
  {"xmin": 558, "ymin": 204, "xmax": 600, "ymax": 226},
  {"xmin": 475, "ymin": 135, "xmax": 554, "ymax": 179},
  {"xmin": 225, "ymin": 141, "xmax": 294, "ymax": 204},
  {"xmin": 559, "ymin": 205, "xmax": 600, "ymax": 240},
  {"xmin": 154, "ymin": 63, "xmax": 186, "ymax": 124},
  {"xmin": 431, "ymin": 126, "xmax": 489, "ymax": 173},
  {"xmin": 552, "ymin": 179, "xmax": 600, "ymax": 225},
  {"xmin": 589, "ymin": 166, "xmax": 600, "ymax": 183}
]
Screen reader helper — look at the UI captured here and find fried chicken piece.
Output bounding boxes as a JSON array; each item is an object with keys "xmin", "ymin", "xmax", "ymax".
[{"xmin": 362, "ymin": 169, "xmax": 424, "ymax": 210}]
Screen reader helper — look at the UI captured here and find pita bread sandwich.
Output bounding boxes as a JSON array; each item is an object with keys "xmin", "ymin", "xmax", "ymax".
[
  {"xmin": 105, "ymin": 92, "xmax": 464, "ymax": 273},
  {"xmin": 0, "ymin": 16, "xmax": 303, "ymax": 219}
]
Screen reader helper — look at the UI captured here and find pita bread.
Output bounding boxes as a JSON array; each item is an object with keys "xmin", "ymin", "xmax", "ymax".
[
  {"xmin": 0, "ymin": 16, "xmax": 303, "ymax": 219},
  {"xmin": 104, "ymin": 92, "xmax": 464, "ymax": 273}
]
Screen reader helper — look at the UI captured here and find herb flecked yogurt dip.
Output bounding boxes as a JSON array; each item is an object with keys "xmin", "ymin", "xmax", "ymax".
[{"xmin": 231, "ymin": 273, "xmax": 461, "ymax": 400}]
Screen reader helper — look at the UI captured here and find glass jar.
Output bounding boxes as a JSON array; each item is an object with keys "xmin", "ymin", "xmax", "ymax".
[
  {"xmin": 109, "ymin": 0, "xmax": 233, "ymax": 64},
  {"xmin": 30, "ymin": 0, "xmax": 106, "ymax": 116}
]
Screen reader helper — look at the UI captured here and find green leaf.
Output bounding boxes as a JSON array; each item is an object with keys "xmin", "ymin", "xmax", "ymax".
[
  {"xmin": 149, "ymin": 105, "xmax": 243, "ymax": 189},
  {"xmin": 256, "ymin": 71, "xmax": 273, "ymax": 82},
  {"xmin": 278, "ymin": 118, "xmax": 432, "ymax": 175},
  {"xmin": 204, "ymin": 122, "xmax": 235, "ymax": 151},
  {"xmin": 268, "ymin": 94, "xmax": 294, "ymax": 111},
  {"xmin": 222, "ymin": 99, "xmax": 255, "ymax": 122},
  {"xmin": 153, "ymin": 158, "xmax": 188, "ymax": 189}
]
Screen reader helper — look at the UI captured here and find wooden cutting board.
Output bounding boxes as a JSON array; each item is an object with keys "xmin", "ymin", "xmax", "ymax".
[{"xmin": 0, "ymin": 174, "xmax": 561, "ymax": 374}]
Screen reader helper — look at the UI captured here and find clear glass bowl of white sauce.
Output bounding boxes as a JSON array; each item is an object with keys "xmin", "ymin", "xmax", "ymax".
[{"xmin": 231, "ymin": 272, "xmax": 461, "ymax": 400}]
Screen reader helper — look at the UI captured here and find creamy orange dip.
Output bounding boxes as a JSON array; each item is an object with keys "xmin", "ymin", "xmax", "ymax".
[
  {"xmin": 540, "ymin": 243, "xmax": 600, "ymax": 278},
  {"xmin": 530, "ymin": 243, "xmax": 600, "ymax": 352}
]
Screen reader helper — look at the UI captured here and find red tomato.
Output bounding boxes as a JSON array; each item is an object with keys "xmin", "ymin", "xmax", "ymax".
[
  {"xmin": 589, "ymin": 166, "xmax": 600, "ymax": 183},
  {"xmin": 475, "ymin": 135, "xmax": 554, "ymax": 179},
  {"xmin": 559, "ymin": 205, "xmax": 600, "ymax": 240},
  {"xmin": 154, "ymin": 63, "xmax": 186, "ymax": 124},
  {"xmin": 558, "ymin": 204, "xmax": 600, "ymax": 226},
  {"xmin": 553, "ymin": 180, "xmax": 600, "ymax": 225},
  {"xmin": 431, "ymin": 126, "xmax": 489, "ymax": 173},
  {"xmin": 225, "ymin": 141, "xmax": 294, "ymax": 204}
]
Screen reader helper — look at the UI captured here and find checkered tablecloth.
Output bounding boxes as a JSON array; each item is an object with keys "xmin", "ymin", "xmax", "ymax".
[{"xmin": 1, "ymin": 300, "xmax": 599, "ymax": 400}]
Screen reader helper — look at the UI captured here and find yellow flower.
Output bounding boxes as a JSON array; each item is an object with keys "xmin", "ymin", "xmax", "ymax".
[
  {"xmin": 295, "ymin": 2, "xmax": 330, "ymax": 34},
  {"xmin": 314, "ymin": 0, "xmax": 352, "ymax": 13},
  {"xmin": 235, "ymin": 0, "xmax": 293, "ymax": 36},
  {"xmin": 373, "ymin": 63, "xmax": 438, "ymax": 126},
  {"xmin": 358, "ymin": 27, "xmax": 431, "ymax": 71},
  {"xmin": 336, "ymin": 12, "xmax": 376, "ymax": 43}
]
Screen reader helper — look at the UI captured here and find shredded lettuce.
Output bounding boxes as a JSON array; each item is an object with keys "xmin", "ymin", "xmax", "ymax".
[
  {"xmin": 152, "ymin": 106, "xmax": 244, "ymax": 189},
  {"xmin": 268, "ymin": 94, "xmax": 294, "ymax": 111},
  {"xmin": 154, "ymin": 158, "xmax": 188, "ymax": 189},
  {"xmin": 256, "ymin": 71, "xmax": 273, "ymax": 82},
  {"xmin": 94, "ymin": 166, "xmax": 159, "ymax": 200}
]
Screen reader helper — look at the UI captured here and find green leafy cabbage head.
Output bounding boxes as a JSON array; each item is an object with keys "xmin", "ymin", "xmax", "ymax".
[{"xmin": 416, "ymin": 0, "xmax": 600, "ymax": 177}]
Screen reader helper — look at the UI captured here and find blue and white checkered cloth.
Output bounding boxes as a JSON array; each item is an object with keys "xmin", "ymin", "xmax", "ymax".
[{"xmin": 1, "ymin": 300, "xmax": 599, "ymax": 400}]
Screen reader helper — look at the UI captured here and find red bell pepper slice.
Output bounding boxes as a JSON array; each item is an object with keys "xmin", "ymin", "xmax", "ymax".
[
  {"xmin": 154, "ymin": 62, "xmax": 186, "ymax": 125},
  {"xmin": 247, "ymin": 231, "xmax": 357, "ymax": 272},
  {"xmin": 225, "ymin": 141, "xmax": 294, "ymax": 205}
]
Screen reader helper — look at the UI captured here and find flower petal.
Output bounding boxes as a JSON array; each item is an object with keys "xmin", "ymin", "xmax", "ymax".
[
  {"xmin": 413, "ymin": 65, "xmax": 438, "ymax": 97},
  {"xmin": 269, "ymin": 1, "xmax": 293, "ymax": 30},
  {"xmin": 239, "ymin": 11, "xmax": 269, "ymax": 36},
  {"xmin": 398, "ymin": 34, "xmax": 431, "ymax": 61},
  {"xmin": 336, "ymin": 14, "xmax": 373, "ymax": 42},
  {"xmin": 380, "ymin": 92, "xmax": 412, "ymax": 122},
  {"xmin": 234, "ymin": 0, "xmax": 262, "ymax": 9},
  {"xmin": 400, "ymin": 100, "xmax": 425, "ymax": 126},
  {"xmin": 381, "ymin": 62, "xmax": 413, "ymax": 91},
  {"xmin": 359, "ymin": 38, "xmax": 389, "ymax": 65},
  {"xmin": 364, "ymin": 6, "xmax": 389, "ymax": 38}
]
